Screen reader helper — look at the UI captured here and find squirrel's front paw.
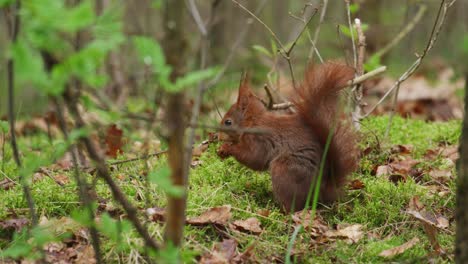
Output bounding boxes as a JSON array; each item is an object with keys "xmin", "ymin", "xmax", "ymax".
[{"xmin": 217, "ymin": 143, "xmax": 232, "ymax": 159}]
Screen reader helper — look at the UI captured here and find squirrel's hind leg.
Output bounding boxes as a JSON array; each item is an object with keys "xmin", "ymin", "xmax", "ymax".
[{"xmin": 270, "ymin": 155, "xmax": 319, "ymax": 213}]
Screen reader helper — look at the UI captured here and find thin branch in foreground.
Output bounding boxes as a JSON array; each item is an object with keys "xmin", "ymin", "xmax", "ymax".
[
  {"xmin": 351, "ymin": 18, "xmax": 366, "ymax": 129},
  {"xmin": 308, "ymin": 0, "xmax": 328, "ymax": 63},
  {"xmin": 52, "ymin": 97, "xmax": 103, "ymax": 264},
  {"xmin": 345, "ymin": 0, "xmax": 357, "ymax": 68},
  {"xmin": 63, "ymin": 88, "xmax": 160, "ymax": 252},
  {"xmin": 5, "ymin": 0, "xmax": 38, "ymax": 227},
  {"xmin": 363, "ymin": 0, "xmax": 453, "ymax": 119},
  {"xmin": 374, "ymin": 4, "xmax": 427, "ymax": 59},
  {"xmin": 230, "ymin": 0, "xmax": 317, "ymax": 89}
]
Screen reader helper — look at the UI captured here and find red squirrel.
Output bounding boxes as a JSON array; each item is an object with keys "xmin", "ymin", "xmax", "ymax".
[{"xmin": 217, "ymin": 62, "xmax": 359, "ymax": 213}]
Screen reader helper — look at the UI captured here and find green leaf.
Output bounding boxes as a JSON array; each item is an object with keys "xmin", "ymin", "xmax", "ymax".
[
  {"xmin": 252, "ymin": 45, "xmax": 272, "ymax": 57},
  {"xmin": 0, "ymin": 0, "xmax": 14, "ymax": 7},
  {"xmin": 339, "ymin": 23, "xmax": 369, "ymax": 39},
  {"xmin": 11, "ymin": 41, "xmax": 49, "ymax": 92},
  {"xmin": 364, "ymin": 54, "xmax": 382, "ymax": 72},
  {"xmin": 98, "ymin": 213, "xmax": 132, "ymax": 251},
  {"xmin": 0, "ymin": 120, "xmax": 9, "ymax": 133},
  {"xmin": 171, "ymin": 67, "xmax": 220, "ymax": 93},
  {"xmin": 0, "ymin": 231, "xmax": 33, "ymax": 259},
  {"xmin": 462, "ymin": 35, "xmax": 468, "ymax": 54},
  {"xmin": 148, "ymin": 166, "xmax": 185, "ymax": 197},
  {"xmin": 349, "ymin": 3, "xmax": 360, "ymax": 14}
]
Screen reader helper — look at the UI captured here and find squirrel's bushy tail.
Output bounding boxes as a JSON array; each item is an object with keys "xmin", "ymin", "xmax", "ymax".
[{"xmin": 293, "ymin": 62, "xmax": 359, "ymax": 202}]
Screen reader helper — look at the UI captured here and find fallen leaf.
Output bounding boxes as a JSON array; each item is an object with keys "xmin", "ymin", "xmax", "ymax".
[
  {"xmin": 390, "ymin": 158, "xmax": 420, "ymax": 174},
  {"xmin": 230, "ymin": 217, "xmax": 262, "ymax": 235},
  {"xmin": 0, "ymin": 218, "xmax": 29, "ymax": 232},
  {"xmin": 378, "ymin": 237, "xmax": 420, "ymax": 258},
  {"xmin": 292, "ymin": 210, "xmax": 329, "ymax": 238},
  {"xmin": 104, "ymin": 124, "xmax": 124, "ymax": 158},
  {"xmin": 408, "ymin": 196, "xmax": 424, "ymax": 211},
  {"xmin": 325, "ymin": 224, "xmax": 363, "ymax": 243},
  {"xmin": 54, "ymin": 174, "xmax": 70, "ymax": 185},
  {"xmin": 192, "ymin": 140, "xmax": 210, "ymax": 157},
  {"xmin": 256, "ymin": 209, "xmax": 270, "ymax": 217},
  {"xmin": 146, "ymin": 207, "xmax": 166, "ymax": 222},
  {"xmin": 0, "ymin": 178, "xmax": 16, "ymax": 190},
  {"xmin": 428, "ymin": 169, "xmax": 453, "ymax": 183},
  {"xmin": 200, "ymin": 239, "xmax": 238, "ymax": 264},
  {"xmin": 376, "ymin": 165, "xmax": 391, "ymax": 177},
  {"xmin": 187, "ymin": 205, "xmax": 232, "ymax": 226},
  {"xmin": 348, "ymin": 179, "xmax": 365, "ymax": 190},
  {"xmin": 391, "ymin": 144, "xmax": 414, "ymax": 155},
  {"xmin": 406, "ymin": 209, "xmax": 448, "ymax": 254}
]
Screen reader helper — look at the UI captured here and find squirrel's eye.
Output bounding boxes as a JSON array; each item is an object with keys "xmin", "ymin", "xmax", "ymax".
[{"xmin": 224, "ymin": 119, "xmax": 232, "ymax": 126}]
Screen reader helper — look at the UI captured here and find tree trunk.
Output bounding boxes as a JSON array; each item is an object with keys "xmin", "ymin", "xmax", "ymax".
[
  {"xmin": 162, "ymin": 0, "xmax": 188, "ymax": 247},
  {"xmin": 456, "ymin": 73, "xmax": 468, "ymax": 263}
]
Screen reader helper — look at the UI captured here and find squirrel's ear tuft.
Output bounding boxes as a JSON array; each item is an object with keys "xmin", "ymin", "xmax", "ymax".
[{"xmin": 237, "ymin": 71, "xmax": 251, "ymax": 106}]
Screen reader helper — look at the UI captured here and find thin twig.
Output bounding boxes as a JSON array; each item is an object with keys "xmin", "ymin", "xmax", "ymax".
[
  {"xmin": 63, "ymin": 88, "xmax": 160, "ymax": 251},
  {"xmin": 5, "ymin": 0, "xmax": 38, "ymax": 227},
  {"xmin": 205, "ymin": 0, "xmax": 268, "ymax": 89},
  {"xmin": 345, "ymin": 0, "xmax": 357, "ymax": 68},
  {"xmin": 351, "ymin": 18, "xmax": 366, "ymax": 129},
  {"xmin": 308, "ymin": 0, "xmax": 328, "ymax": 63},
  {"xmin": 363, "ymin": 0, "xmax": 452, "ymax": 118},
  {"xmin": 272, "ymin": 66, "xmax": 387, "ymax": 110},
  {"xmin": 374, "ymin": 4, "xmax": 427, "ymax": 58},
  {"xmin": 52, "ymin": 97, "xmax": 103, "ymax": 264},
  {"xmin": 230, "ymin": 0, "xmax": 317, "ymax": 89}
]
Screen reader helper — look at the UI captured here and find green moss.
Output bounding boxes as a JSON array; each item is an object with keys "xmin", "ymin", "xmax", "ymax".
[{"xmin": 0, "ymin": 115, "xmax": 460, "ymax": 262}]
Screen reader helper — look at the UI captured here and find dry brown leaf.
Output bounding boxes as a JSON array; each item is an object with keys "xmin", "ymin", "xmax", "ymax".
[
  {"xmin": 192, "ymin": 140, "xmax": 210, "ymax": 157},
  {"xmin": 325, "ymin": 224, "xmax": 364, "ymax": 243},
  {"xmin": 391, "ymin": 144, "xmax": 414, "ymax": 155},
  {"xmin": 187, "ymin": 205, "xmax": 232, "ymax": 226},
  {"xmin": 406, "ymin": 209, "xmax": 448, "ymax": 254},
  {"xmin": 291, "ymin": 210, "xmax": 329, "ymax": 236},
  {"xmin": 256, "ymin": 209, "xmax": 270, "ymax": 217},
  {"xmin": 104, "ymin": 124, "xmax": 124, "ymax": 158},
  {"xmin": 378, "ymin": 237, "xmax": 420, "ymax": 258},
  {"xmin": 408, "ymin": 196, "xmax": 425, "ymax": 211},
  {"xmin": 390, "ymin": 158, "xmax": 420, "ymax": 174},
  {"xmin": 0, "ymin": 218, "xmax": 29, "ymax": 232},
  {"xmin": 0, "ymin": 178, "xmax": 16, "ymax": 190},
  {"xmin": 375, "ymin": 165, "xmax": 391, "ymax": 177},
  {"xmin": 428, "ymin": 169, "xmax": 453, "ymax": 183},
  {"xmin": 230, "ymin": 217, "xmax": 263, "ymax": 235},
  {"xmin": 146, "ymin": 207, "xmax": 166, "ymax": 222},
  {"xmin": 348, "ymin": 179, "xmax": 365, "ymax": 190},
  {"xmin": 200, "ymin": 239, "xmax": 238, "ymax": 264}
]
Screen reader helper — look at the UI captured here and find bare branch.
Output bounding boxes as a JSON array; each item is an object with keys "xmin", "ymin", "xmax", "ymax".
[
  {"xmin": 345, "ymin": 0, "xmax": 357, "ymax": 68},
  {"xmin": 363, "ymin": 0, "xmax": 453, "ymax": 118},
  {"xmin": 5, "ymin": 0, "xmax": 38, "ymax": 227},
  {"xmin": 308, "ymin": 0, "xmax": 328, "ymax": 63},
  {"xmin": 374, "ymin": 4, "xmax": 427, "ymax": 58},
  {"xmin": 272, "ymin": 66, "xmax": 387, "ymax": 110}
]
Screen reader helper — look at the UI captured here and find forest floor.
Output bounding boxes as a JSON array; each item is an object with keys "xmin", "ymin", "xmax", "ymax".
[{"xmin": 0, "ymin": 115, "xmax": 460, "ymax": 263}]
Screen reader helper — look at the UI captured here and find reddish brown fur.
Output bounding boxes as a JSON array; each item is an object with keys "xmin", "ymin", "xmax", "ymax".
[{"xmin": 217, "ymin": 62, "xmax": 359, "ymax": 213}]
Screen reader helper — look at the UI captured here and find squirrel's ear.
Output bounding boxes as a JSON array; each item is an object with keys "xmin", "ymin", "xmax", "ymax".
[{"xmin": 237, "ymin": 71, "xmax": 251, "ymax": 107}]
